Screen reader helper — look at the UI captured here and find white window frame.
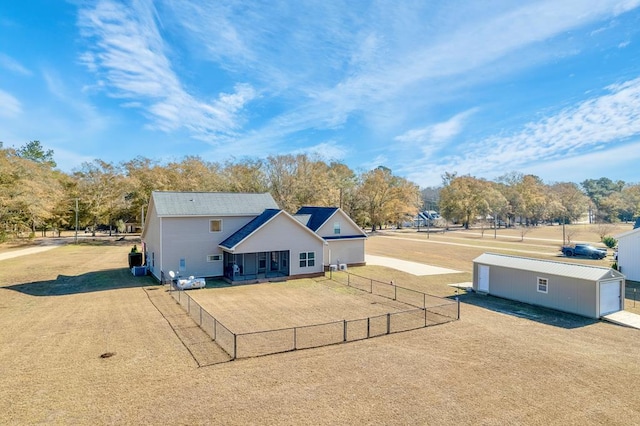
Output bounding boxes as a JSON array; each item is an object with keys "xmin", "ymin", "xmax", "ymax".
[
  {"xmin": 299, "ymin": 251, "xmax": 315, "ymax": 268},
  {"xmin": 207, "ymin": 254, "xmax": 222, "ymax": 262},
  {"xmin": 537, "ymin": 276, "xmax": 548, "ymax": 294},
  {"xmin": 334, "ymin": 222, "xmax": 341, "ymax": 235},
  {"xmin": 209, "ymin": 219, "xmax": 222, "ymax": 233}
]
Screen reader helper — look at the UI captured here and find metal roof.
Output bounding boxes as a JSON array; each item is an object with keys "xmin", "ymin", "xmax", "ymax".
[
  {"xmin": 473, "ymin": 253, "xmax": 623, "ymax": 281},
  {"xmin": 151, "ymin": 191, "xmax": 278, "ymax": 216},
  {"xmin": 615, "ymin": 226, "xmax": 640, "ymax": 240}
]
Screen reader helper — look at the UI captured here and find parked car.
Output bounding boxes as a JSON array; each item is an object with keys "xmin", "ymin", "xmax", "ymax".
[{"xmin": 560, "ymin": 244, "xmax": 607, "ymax": 259}]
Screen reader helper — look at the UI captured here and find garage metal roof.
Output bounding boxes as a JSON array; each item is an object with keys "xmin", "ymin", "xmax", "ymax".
[{"xmin": 473, "ymin": 253, "xmax": 623, "ymax": 281}]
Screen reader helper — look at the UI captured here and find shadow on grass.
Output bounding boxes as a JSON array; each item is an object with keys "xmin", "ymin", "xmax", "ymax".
[
  {"xmin": 5, "ymin": 267, "xmax": 157, "ymax": 296},
  {"xmin": 453, "ymin": 291, "xmax": 598, "ymax": 329}
]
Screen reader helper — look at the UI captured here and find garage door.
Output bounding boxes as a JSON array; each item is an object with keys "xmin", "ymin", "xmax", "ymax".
[{"xmin": 600, "ymin": 280, "xmax": 621, "ymax": 316}]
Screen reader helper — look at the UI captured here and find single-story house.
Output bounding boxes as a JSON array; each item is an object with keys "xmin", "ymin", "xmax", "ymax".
[
  {"xmin": 141, "ymin": 192, "xmax": 364, "ymax": 283},
  {"xmin": 294, "ymin": 206, "xmax": 368, "ymax": 268},
  {"xmin": 615, "ymin": 227, "xmax": 640, "ymax": 282},
  {"xmin": 473, "ymin": 253, "xmax": 625, "ymax": 319}
]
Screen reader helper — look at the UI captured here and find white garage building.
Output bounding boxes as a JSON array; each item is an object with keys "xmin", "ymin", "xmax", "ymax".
[{"xmin": 473, "ymin": 253, "xmax": 625, "ymax": 319}]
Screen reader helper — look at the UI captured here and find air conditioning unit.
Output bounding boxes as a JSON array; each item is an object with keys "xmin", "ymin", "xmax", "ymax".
[
  {"xmin": 339, "ymin": 263, "xmax": 347, "ymax": 271},
  {"xmin": 329, "ymin": 264, "xmax": 338, "ymax": 271}
]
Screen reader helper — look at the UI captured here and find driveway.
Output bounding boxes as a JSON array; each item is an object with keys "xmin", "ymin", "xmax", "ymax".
[{"xmin": 365, "ymin": 254, "xmax": 460, "ymax": 276}]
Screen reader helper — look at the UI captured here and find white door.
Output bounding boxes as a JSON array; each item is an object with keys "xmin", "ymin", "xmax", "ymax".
[
  {"xmin": 478, "ymin": 265, "xmax": 490, "ymax": 293},
  {"xmin": 600, "ymin": 280, "xmax": 621, "ymax": 316}
]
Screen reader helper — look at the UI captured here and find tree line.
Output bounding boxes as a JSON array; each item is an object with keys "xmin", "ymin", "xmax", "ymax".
[
  {"xmin": 0, "ymin": 141, "xmax": 419, "ymax": 241},
  {"xmin": 2, "ymin": 141, "xmax": 638, "ymax": 242},
  {"xmin": 434, "ymin": 172, "xmax": 640, "ymax": 229}
]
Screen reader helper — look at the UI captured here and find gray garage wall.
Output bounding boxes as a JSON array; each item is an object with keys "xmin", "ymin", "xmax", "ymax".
[{"xmin": 474, "ymin": 262, "xmax": 597, "ymax": 318}]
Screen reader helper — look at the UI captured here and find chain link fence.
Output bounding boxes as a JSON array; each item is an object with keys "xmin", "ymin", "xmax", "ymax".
[{"xmin": 169, "ymin": 272, "xmax": 459, "ymax": 360}]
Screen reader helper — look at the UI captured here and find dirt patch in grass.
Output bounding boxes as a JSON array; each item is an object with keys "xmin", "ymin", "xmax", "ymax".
[{"xmin": 2, "ymin": 237, "xmax": 640, "ymax": 424}]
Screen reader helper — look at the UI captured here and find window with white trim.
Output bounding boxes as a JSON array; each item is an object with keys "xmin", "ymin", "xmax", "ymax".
[
  {"xmin": 334, "ymin": 222, "xmax": 341, "ymax": 235},
  {"xmin": 299, "ymin": 252, "xmax": 315, "ymax": 268},
  {"xmin": 207, "ymin": 254, "xmax": 222, "ymax": 262},
  {"xmin": 537, "ymin": 277, "xmax": 548, "ymax": 294},
  {"xmin": 209, "ymin": 219, "xmax": 222, "ymax": 233}
]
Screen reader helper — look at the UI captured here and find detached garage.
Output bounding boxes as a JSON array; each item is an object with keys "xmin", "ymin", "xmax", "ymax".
[
  {"xmin": 473, "ymin": 253, "xmax": 625, "ymax": 319},
  {"xmin": 615, "ymin": 227, "xmax": 640, "ymax": 282}
]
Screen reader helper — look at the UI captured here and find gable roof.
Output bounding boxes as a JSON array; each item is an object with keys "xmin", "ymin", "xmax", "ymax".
[
  {"xmin": 474, "ymin": 253, "xmax": 623, "ymax": 281},
  {"xmin": 150, "ymin": 191, "xmax": 278, "ymax": 217},
  {"xmin": 294, "ymin": 206, "xmax": 367, "ymax": 238},
  {"xmin": 220, "ymin": 209, "xmax": 325, "ymax": 251},
  {"xmin": 219, "ymin": 209, "xmax": 281, "ymax": 249},
  {"xmin": 295, "ymin": 206, "xmax": 339, "ymax": 231}
]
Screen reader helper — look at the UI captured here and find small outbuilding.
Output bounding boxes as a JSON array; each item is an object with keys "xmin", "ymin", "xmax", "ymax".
[
  {"xmin": 615, "ymin": 227, "xmax": 640, "ymax": 282},
  {"xmin": 473, "ymin": 253, "xmax": 625, "ymax": 319}
]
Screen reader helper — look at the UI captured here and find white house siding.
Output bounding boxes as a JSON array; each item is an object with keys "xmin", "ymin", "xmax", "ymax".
[
  {"xmin": 315, "ymin": 210, "xmax": 364, "ymax": 238},
  {"xmin": 142, "ymin": 204, "xmax": 162, "ymax": 280},
  {"xmin": 315, "ymin": 210, "xmax": 367, "ymax": 266},
  {"xmin": 617, "ymin": 228, "xmax": 640, "ymax": 282},
  {"xmin": 162, "ymin": 215, "xmax": 255, "ymax": 278},
  {"xmin": 232, "ymin": 214, "xmax": 325, "ymax": 277},
  {"xmin": 325, "ymin": 239, "xmax": 366, "ymax": 266}
]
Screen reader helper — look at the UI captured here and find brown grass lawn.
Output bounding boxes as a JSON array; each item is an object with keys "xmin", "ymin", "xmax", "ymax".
[
  {"xmin": 1, "ymin": 226, "xmax": 640, "ymax": 425},
  {"xmin": 189, "ymin": 279, "xmax": 415, "ymax": 333}
]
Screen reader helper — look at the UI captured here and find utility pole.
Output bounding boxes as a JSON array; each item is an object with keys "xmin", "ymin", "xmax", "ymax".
[{"xmin": 74, "ymin": 198, "xmax": 79, "ymax": 244}]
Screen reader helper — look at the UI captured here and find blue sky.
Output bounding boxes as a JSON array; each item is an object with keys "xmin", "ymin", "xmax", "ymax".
[{"xmin": 1, "ymin": 1, "xmax": 640, "ymax": 187}]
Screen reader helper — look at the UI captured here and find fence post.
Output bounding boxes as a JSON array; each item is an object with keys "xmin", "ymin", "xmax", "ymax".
[
  {"xmin": 386, "ymin": 313, "xmax": 391, "ymax": 334},
  {"xmin": 199, "ymin": 305, "xmax": 202, "ymax": 326},
  {"xmin": 457, "ymin": 296, "xmax": 460, "ymax": 320},
  {"xmin": 293, "ymin": 327, "xmax": 297, "ymax": 350},
  {"xmin": 214, "ymin": 318, "xmax": 217, "ymax": 340},
  {"xmin": 367, "ymin": 317, "xmax": 370, "ymax": 338},
  {"xmin": 423, "ymin": 293, "xmax": 426, "ymax": 309},
  {"xmin": 424, "ymin": 307, "xmax": 427, "ymax": 326},
  {"xmin": 370, "ymin": 279, "xmax": 373, "ymax": 294},
  {"xmin": 343, "ymin": 320, "xmax": 347, "ymax": 342},
  {"xmin": 394, "ymin": 285, "xmax": 397, "ymax": 301}
]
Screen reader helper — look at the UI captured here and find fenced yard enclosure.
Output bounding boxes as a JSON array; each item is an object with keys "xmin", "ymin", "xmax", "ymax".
[{"xmin": 169, "ymin": 273, "xmax": 459, "ymax": 360}]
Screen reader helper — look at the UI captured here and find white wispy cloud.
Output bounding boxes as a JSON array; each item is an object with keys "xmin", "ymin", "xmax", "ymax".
[
  {"xmin": 77, "ymin": 0, "xmax": 256, "ymax": 142},
  {"xmin": 405, "ymin": 76, "xmax": 640, "ymax": 186},
  {"xmin": 0, "ymin": 53, "xmax": 31, "ymax": 76},
  {"xmin": 164, "ymin": 0, "xmax": 640, "ymax": 147},
  {"xmin": 0, "ymin": 89, "xmax": 22, "ymax": 117},
  {"xmin": 395, "ymin": 109, "xmax": 479, "ymax": 148},
  {"xmin": 291, "ymin": 141, "xmax": 349, "ymax": 162}
]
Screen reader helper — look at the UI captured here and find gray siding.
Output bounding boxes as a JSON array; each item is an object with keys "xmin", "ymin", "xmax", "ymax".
[
  {"xmin": 325, "ymin": 239, "xmax": 366, "ymax": 266},
  {"xmin": 474, "ymin": 262, "xmax": 597, "ymax": 317},
  {"xmin": 162, "ymin": 215, "xmax": 255, "ymax": 278}
]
